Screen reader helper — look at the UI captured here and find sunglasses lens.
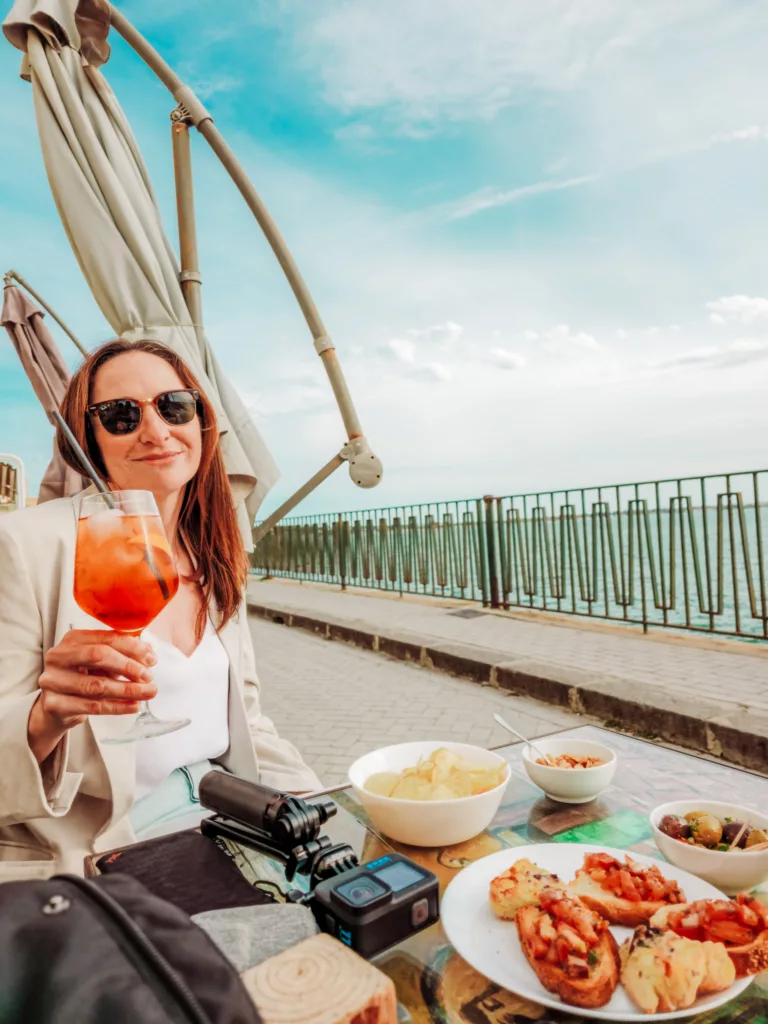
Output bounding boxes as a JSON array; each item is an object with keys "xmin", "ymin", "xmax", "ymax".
[
  {"xmin": 157, "ymin": 390, "xmax": 198, "ymax": 425},
  {"xmin": 98, "ymin": 400, "xmax": 141, "ymax": 435}
]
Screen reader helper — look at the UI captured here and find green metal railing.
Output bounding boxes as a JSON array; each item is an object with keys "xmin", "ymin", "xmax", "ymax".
[{"xmin": 252, "ymin": 470, "xmax": 768, "ymax": 640}]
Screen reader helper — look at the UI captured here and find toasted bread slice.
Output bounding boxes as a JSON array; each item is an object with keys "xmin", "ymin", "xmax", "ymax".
[
  {"xmin": 651, "ymin": 902, "xmax": 768, "ymax": 978},
  {"xmin": 620, "ymin": 925, "xmax": 735, "ymax": 1014},
  {"xmin": 569, "ymin": 869, "xmax": 670, "ymax": 927},
  {"xmin": 489, "ymin": 857, "xmax": 563, "ymax": 921},
  {"xmin": 567, "ymin": 852, "xmax": 685, "ymax": 927},
  {"xmin": 517, "ymin": 904, "xmax": 620, "ymax": 1009}
]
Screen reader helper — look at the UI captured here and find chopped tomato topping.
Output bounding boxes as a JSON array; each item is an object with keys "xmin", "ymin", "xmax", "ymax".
[
  {"xmin": 619, "ymin": 868, "xmax": 643, "ymax": 902},
  {"xmin": 540, "ymin": 889, "xmax": 603, "ymax": 944},
  {"xmin": 555, "ymin": 937, "xmax": 570, "ymax": 964},
  {"xmin": 526, "ymin": 891, "xmax": 605, "ymax": 977},
  {"xmin": 706, "ymin": 920, "xmax": 757, "ymax": 946},
  {"xmin": 666, "ymin": 897, "xmax": 768, "ymax": 947},
  {"xmin": 582, "ymin": 853, "xmax": 684, "ymax": 904},
  {"xmin": 558, "ymin": 921, "xmax": 588, "ymax": 955}
]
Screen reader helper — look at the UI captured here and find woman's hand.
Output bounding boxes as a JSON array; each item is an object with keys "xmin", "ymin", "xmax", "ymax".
[{"xmin": 28, "ymin": 630, "xmax": 158, "ymax": 764}]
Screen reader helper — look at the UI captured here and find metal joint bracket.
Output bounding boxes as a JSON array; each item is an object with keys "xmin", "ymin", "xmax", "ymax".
[
  {"xmin": 314, "ymin": 335, "xmax": 334, "ymax": 356},
  {"xmin": 343, "ymin": 436, "xmax": 383, "ymax": 490},
  {"xmin": 173, "ymin": 86, "xmax": 213, "ymax": 129},
  {"xmin": 179, "ymin": 270, "xmax": 202, "ymax": 284},
  {"xmin": 170, "ymin": 104, "xmax": 193, "ymax": 125}
]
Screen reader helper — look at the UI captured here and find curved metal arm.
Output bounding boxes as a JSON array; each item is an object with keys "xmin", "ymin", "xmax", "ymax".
[
  {"xmin": 106, "ymin": 4, "xmax": 381, "ymax": 486},
  {"xmin": 4, "ymin": 269, "xmax": 88, "ymax": 357}
]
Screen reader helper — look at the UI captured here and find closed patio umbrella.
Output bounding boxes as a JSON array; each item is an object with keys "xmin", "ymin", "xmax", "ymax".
[
  {"xmin": 3, "ymin": 0, "xmax": 280, "ymax": 544},
  {"xmin": 1, "ymin": 277, "xmax": 86, "ymax": 502}
]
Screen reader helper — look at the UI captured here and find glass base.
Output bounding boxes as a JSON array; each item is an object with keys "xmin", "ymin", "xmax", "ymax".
[{"xmin": 102, "ymin": 710, "xmax": 191, "ymax": 744}]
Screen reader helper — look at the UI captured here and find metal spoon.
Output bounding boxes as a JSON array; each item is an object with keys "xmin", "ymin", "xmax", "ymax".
[{"xmin": 493, "ymin": 712, "xmax": 555, "ymax": 765}]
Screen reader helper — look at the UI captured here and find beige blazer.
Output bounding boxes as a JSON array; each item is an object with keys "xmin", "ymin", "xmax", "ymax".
[{"xmin": 0, "ymin": 491, "xmax": 322, "ymax": 880}]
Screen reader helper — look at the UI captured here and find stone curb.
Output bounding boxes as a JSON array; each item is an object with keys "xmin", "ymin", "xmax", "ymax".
[{"xmin": 248, "ymin": 601, "xmax": 768, "ymax": 774}]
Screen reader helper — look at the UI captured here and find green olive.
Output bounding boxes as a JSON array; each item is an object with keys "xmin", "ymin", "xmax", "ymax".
[
  {"xmin": 746, "ymin": 829, "xmax": 768, "ymax": 848},
  {"xmin": 689, "ymin": 813, "xmax": 723, "ymax": 847}
]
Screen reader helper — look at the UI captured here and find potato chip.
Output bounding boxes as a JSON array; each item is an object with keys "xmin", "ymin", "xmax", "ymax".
[
  {"xmin": 390, "ymin": 775, "xmax": 434, "ymax": 801},
  {"xmin": 363, "ymin": 748, "xmax": 507, "ymax": 801},
  {"xmin": 364, "ymin": 771, "xmax": 401, "ymax": 797}
]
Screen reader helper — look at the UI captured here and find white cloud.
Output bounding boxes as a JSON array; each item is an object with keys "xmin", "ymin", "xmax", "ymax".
[
  {"xmin": 238, "ymin": 382, "xmax": 333, "ymax": 418},
  {"xmin": 273, "ymin": 0, "xmax": 694, "ymax": 131},
  {"xmin": 447, "ymin": 119, "xmax": 768, "ymax": 221},
  {"xmin": 654, "ymin": 338, "xmax": 768, "ymax": 372},
  {"xmin": 450, "ymin": 174, "xmax": 600, "ymax": 220},
  {"xmin": 384, "ymin": 337, "xmax": 416, "ymax": 362},
  {"xmin": 707, "ymin": 125, "xmax": 768, "ymax": 146},
  {"xmin": 412, "ymin": 362, "xmax": 452, "ymax": 382},
  {"xmin": 616, "ymin": 328, "xmax": 628, "ymax": 338},
  {"xmin": 522, "ymin": 329, "xmax": 539, "ymax": 342},
  {"xmin": 488, "ymin": 348, "xmax": 527, "ymax": 370},
  {"xmin": 176, "ymin": 63, "xmax": 242, "ymax": 99},
  {"xmin": 376, "ymin": 327, "xmax": 459, "ymax": 381},
  {"xmin": 408, "ymin": 321, "xmax": 464, "ymax": 345},
  {"xmin": 543, "ymin": 324, "xmax": 601, "ymax": 354},
  {"xmin": 706, "ymin": 295, "xmax": 768, "ymax": 325}
]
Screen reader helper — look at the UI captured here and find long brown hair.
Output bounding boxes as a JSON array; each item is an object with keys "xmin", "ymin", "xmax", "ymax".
[{"xmin": 57, "ymin": 339, "xmax": 248, "ymax": 638}]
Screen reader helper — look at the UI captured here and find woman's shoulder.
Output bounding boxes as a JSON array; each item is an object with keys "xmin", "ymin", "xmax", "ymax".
[{"xmin": 0, "ymin": 497, "xmax": 77, "ymax": 552}]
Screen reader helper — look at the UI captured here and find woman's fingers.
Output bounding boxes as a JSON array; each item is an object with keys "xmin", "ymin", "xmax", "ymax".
[
  {"xmin": 47, "ymin": 634, "xmax": 155, "ymax": 683},
  {"xmin": 42, "ymin": 690, "xmax": 142, "ymax": 720},
  {"xmin": 39, "ymin": 667, "xmax": 157, "ymax": 703}
]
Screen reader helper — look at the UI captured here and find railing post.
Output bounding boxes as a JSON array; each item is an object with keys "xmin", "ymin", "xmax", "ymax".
[
  {"xmin": 484, "ymin": 495, "xmax": 501, "ymax": 610},
  {"xmin": 339, "ymin": 513, "xmax": 347, "ymax": 591}
]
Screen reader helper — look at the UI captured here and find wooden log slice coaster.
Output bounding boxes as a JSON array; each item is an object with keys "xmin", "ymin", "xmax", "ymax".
[{"xmin": 241, "ymin": 933, "xmax": 397, "ymax": 1024}]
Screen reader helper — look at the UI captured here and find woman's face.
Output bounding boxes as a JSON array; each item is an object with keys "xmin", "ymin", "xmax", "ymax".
[{"xmin": 90, "ymin": 351, "xmax": 203, "ymax": 499}]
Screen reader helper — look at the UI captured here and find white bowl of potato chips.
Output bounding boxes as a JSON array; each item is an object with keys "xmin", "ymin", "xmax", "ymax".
[{"xmin": 348, "ymin": 741, "xmax": 510, "ymax": 847}]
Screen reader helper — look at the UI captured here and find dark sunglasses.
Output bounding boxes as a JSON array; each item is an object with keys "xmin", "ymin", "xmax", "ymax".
[{"xmin": 88, "ymin": 389, "xmax": 200, "ymax": 436}]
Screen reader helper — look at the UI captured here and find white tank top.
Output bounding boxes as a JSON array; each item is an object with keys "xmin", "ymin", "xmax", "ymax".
[{"xmin": 134, "ymin": 619, "xmax": 231, "ymax": 801}]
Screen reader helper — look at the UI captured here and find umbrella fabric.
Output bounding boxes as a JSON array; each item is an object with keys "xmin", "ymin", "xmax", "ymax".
[
  {"xmin": 3, "ymin": 0, "xmax": 280, "ymax": 544},
  {"xmin": 1, "ymin": 282, "xmax": 86, "ymax": 502}
]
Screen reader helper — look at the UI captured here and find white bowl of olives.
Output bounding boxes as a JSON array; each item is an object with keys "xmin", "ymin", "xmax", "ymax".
[{"xmin": 651, "ymin": 800, "xmax": 768, "ymax": 895}]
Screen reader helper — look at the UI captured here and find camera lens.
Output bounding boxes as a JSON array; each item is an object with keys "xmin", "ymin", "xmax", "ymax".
[
  {"xmin": 348, "ymin": 883, "xmax": 378, "ymax": 904},
  {"xmin": 336, "ymin": 876, "xmax": 388, "ymax": 907}
]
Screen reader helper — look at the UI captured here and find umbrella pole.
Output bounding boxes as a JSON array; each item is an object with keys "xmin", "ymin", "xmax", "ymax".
[
  {"xmin": 252, "ymin": 453, "xmax": 346, "ymax": 545},
  {"xmin": 4, "ymin": 270, "xmax": 88, "ymax": 358},
  {"xmin": 107, "ymin": 4, "xmax": 383, "ymax": 497},
  {"xmin": 170, "ymin": 113, "xmax": 205, "ymax": 361}
]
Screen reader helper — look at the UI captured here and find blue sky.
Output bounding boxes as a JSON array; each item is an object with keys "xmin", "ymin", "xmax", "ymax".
[{"xmin": 2, "ymin": 0, "xmax": 768, "ymax": 516}]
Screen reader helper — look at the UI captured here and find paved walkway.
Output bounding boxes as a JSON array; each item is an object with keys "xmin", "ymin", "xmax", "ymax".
[
  {"xmin": 247, "ymin": 578, "xmax": 768, "ymax": 772},
  {"xmin": 249, "ymin": 616, "xmax": 582, "ymax": 787}
]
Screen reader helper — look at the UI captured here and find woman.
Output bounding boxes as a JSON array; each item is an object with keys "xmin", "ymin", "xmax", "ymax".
[{"xmin": 0, "ymin": 339, "xmax": 321, "ymax": 878}]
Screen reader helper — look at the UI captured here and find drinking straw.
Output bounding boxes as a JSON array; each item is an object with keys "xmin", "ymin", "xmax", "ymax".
[
  {"xmin": 53, "ymin": 409, "xmax": 170, "ymax": 601},
  {"xmin": 52, "ymin": 410, "xmax": 115, "ymax": 509}
]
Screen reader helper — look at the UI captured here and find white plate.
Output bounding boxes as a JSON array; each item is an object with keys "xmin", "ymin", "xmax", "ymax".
[{"xmin": 440, "ymin": 843, "xmax": 753, "ymax": 1021}]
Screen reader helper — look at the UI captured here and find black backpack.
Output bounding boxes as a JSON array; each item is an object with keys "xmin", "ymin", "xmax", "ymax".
[{"xmin": 0, "ymin": 873, "xmax": 262, "ymax": 1024}]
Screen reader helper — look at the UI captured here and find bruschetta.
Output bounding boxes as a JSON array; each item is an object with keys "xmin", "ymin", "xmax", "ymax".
[
  {"xmin": 620, "ymin": 924, "xmax": 735, "ymax": 1014},
  {"xmin": 489, "ymin": 857, "xmax": 563, "ymax": 920},
  {"xmin": 569, "ymin": 852, "xmax": 686, "ymax": 926},
  {"xmin": 516, "ymin": 887, "xmax": 620, "ymax": 1009},
  {"xmin": 650, "ymin": 894, "xmax": 768, "ymax": 978}
]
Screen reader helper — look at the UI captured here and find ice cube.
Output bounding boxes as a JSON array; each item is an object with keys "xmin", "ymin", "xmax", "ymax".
[{"xmin": 83, "ymin": 508, "xmax": 126, "ymax": 540}]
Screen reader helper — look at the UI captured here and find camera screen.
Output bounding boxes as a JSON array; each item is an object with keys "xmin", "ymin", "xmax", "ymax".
[{"xmin": 372, "ymin": 860, "xmax": 425, "ymax": 893}]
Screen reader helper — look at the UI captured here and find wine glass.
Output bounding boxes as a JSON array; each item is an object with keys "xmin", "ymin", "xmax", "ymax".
[{"xmin": 74, "ymin": 490, "xmax": 190, "ymax": 743}]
